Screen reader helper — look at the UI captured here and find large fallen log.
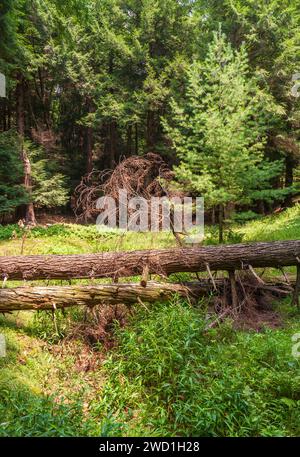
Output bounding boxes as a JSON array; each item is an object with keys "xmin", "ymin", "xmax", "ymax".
[
  {"xmin": 0, "ymin": 240, "xmax": 299, "ymax": 281},
  {"xmin": 0, "ymin": 278, "xmax": 293, "ymax": 312},
  {"xmin": 0, "ymin": 281, "xmax": 219, "ymax": 312}
]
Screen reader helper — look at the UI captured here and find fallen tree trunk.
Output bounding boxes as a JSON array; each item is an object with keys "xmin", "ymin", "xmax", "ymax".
[
  {"xmin": 0, "ymin": 277, "xmax": 293, "ymax": 312},
  {"xmin": 0, "ymin": 281, "xmax": 219, "ymax": 312},
  {"xmin": 0, "ymin": 240, "xmax": 299, "ymax": 281}
]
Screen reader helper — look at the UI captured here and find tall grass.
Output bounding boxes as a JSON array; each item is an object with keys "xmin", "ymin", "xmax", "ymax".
[
  {"xmin": 0, "ymin": 206, "xmax": 300, "ymax": 436},
  {"xmin": 236, "ymin": 205, "xmax": 300, "ymax": 242},
  {"xmin": 90, "ymin": 299, "xmax": 300, "ymax": 437}
]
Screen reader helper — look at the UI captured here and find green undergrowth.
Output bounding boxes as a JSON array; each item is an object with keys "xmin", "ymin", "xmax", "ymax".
[
  {"xmin": 93, "ymin": 299, "xmax": 300, "ymax": 437},
  {"xmin": 0, "ymin": 206, "xmax": 300, "ymax": 436},
  {"xmin": 1, "ymin": 299, "xmax": 300, "ymax": 437},
  {"xmin": 0, "ymin": 316, "xmax": 99, "ymax": 436},
  {"xmin": 0, "ymin": 205, "xmax": 299, "ymax": 257},
  {"xmin": 0, "ymin": 224, "xmax": 176, "ymax": 256},
  {"xmin": 236, "ymin": 205, "xmax": 300, "ymax": 242}
]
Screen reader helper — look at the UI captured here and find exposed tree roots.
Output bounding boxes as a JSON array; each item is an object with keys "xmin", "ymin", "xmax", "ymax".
[
  {"xmin": 210, "ymin": 271, "xmax": 292, "ymax": 331},
  {"xmin": 66, "ymin": 304, "xmax": 130, "ymax": 350},
  {"xmin": 69, "ymin": 273, "xmax": 295, "ymax": 344},
  {"xmin": 73, "ymin": 153, "xmax": 176, "ymax": 222}
]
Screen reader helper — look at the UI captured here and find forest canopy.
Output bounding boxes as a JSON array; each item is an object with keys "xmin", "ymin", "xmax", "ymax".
[{"xmin": 0, "ymin": 0, "xmax": 299, "ymax": 231}]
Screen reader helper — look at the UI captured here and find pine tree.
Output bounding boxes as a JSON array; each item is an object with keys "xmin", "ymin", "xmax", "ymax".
[
  {"xmin": 165, "ymin": 31, "xmax": 285, "ymax": 242},
  {"xmin": 0, "ymin": 130, "xmax": 28, "ymax": 217},
  {"xmin": 194, "ymin": 0, "xmax": 300, "ymax": 194}
]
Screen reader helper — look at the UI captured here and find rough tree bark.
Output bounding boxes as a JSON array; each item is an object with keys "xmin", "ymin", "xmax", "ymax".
[
  {"xmin": 292, "ymin": 264, "xmax": 300, "ymax": 308},
  {"xmin": 16, "ymin": 74, "xmax": 36, "ymax": 225},
  {"xmin": 85, "ymin": 98, "xmax": 94, "ymax": 174},
  {"xmin": 135, "ymin": 123, "xmax": 138, "ymax": 154},
  {"xmin": 126, "ymin": 124, "xmax": 132, "ymax": 156},
  {"xmin": 0, "ymin": 281, "xmax": 219, "ymax": 312},
  {"xmin": 0, "ymin": 240, "xmax": 299, "ymax": 281},
  {"xmin": 285, "ymin": 154, "xmax": 296, "ymax": 188},
  {"xmin": 0, "ymin": 278, "xmax": 294, "ymax": 312},
  {"xmin": 218, "ymin": 204, "xmax": 224, "ymax": 243}
]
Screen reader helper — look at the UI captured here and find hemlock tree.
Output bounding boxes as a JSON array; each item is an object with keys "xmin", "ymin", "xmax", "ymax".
[
  {"xmin": 165, "ymin": 31, "xmax": 284, "ymax": 242},
  {"xmin": 194, "ymin": 0, "xmax": 300, "ymax": 191},
  {"xmin": 0, "ymin": 0, "xmax": 37, "ymax": 224},
  {"xmin": 0, "ymin": 130, "xmax": 28, "ymax": 217},
  {"xmin": 27, "ymin": 141, "xmax": 69, "ymax": 210}
]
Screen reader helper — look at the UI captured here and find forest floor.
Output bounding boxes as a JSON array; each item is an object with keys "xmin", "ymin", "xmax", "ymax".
[{"xmin": 0, "ymin": 205, "xmax": 300, "ymax": 437}]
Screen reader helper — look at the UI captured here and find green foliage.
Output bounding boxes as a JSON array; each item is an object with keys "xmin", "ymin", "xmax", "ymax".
[
  {"xmin": 165, "ymin": 30, "xmax": 285, "ymax": 211},
  {"xmin": 1, "ymin": 0, "xmax": 300, "ymax": 439},
  {"xmin": 1, "ymin": 0, "xmax": 300, "ymax": 217},
  {"xmin": 233, "ymin": 211, "xmax": 262, "ymax": 223},
  {"xmin": 0, "ymin": 211, "xmax": 300, "ymax": 437},
  {"xmin": 0, "ymin": 389, "xmax": 91, "ymax": 437},
  {"xmin": 27, "ymin": 141, "xmax": 69, "ymax": 209},
  {"xmin": 32, "ymin": 174, "xmax": 69, "ymax": 209},
  {"xmin": 31, "ymin": 308, "xmax": 83, "ymax": 344},
  {"xmin": 0, "ymin": 224, "xmax": 20, "ymax": 240},
  {"xmin": 0, "ymin": 324, "xmax": 98, "ymax": 437},
  {"xmin": 0, "ymin": 134, "xmax": 68, "ymax": 216},
  {"xmin": 0, "ymin": 130, "xmax": 28, "ymax": 215},
  {"xmin": 237, "ymin": 204, "xmax": 300, "ymax": 242},
  {"xmin": 91, "ymin": 299, "xmax": 300, "ymax": 436}
]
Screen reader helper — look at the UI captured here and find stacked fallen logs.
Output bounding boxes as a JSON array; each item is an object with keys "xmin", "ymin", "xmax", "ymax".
[{"xmin": 0, "ymin": 240, "xmax": 299, "ymax": 312}]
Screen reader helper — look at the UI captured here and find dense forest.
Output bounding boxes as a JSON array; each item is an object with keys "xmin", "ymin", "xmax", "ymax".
[
  {"xmin": 1, "ymin": 0, "xmax": 300, "ymax": 441},
  {"xmin": 0, "ymin": 0, "xmax": 300, "ymax": 227}
]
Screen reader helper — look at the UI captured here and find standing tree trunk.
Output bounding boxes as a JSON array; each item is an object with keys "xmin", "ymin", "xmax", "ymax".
[
  {"xmin": 85, "ymin": 98, "xmax": 94, "ymax": 174},
  {"xmin": 146, "ymin": 109, "xmax": 156, "ymax": 151},
  {"xmin": 211, "ymin": 206, "xmax": 216, "ymax": 225},
  {"xmin": 135, "ymin": 123, "xmax": 139, "ymax": 155},
  {"xmin": 257, "ymin": 200, "xmax": 265, "ymax": 215},
  {"xmin": 218, "ymin": 204, "xmax": 224, "ymax": 243},
  {"xmin": 16, "ymin": 74, "xmax": 36, "ymax": 225},
  {"xmin": 224, "ymin": 202, "xmax": 235, "ymax": 221},
  {"xmin": 285, "ymin": 154, "xmax": 295, "ymax": 188},
  {"xmin": 86, "ymin": 125, "xmax": 93, "ymax": 174},
  {"xmin": 284, "ymin": 154, "xmax": 297, "ymax": 207},
  {"xmin": 109, "ymin": 121, "xmax": 117, "ymax": 168},
  {"xmin": 7, "ymin": 92, "xmax": 11, "ymax": 130},
  {"xmin": 126, "ymin": 124, "xmax": 132, "ymax": 156}
]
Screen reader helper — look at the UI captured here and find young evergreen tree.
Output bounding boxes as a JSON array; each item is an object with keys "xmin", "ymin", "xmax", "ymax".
[
  {"xmin": 0, "ymin": 130, "xmax": 28, "ymax": 217},
  {"xmin": 193, "ymin": 0, "xmax": 300, "ymax": 194},
  {"xmin": 165, "ymin": 31, "xmax": 285, "ymax": 242}
]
